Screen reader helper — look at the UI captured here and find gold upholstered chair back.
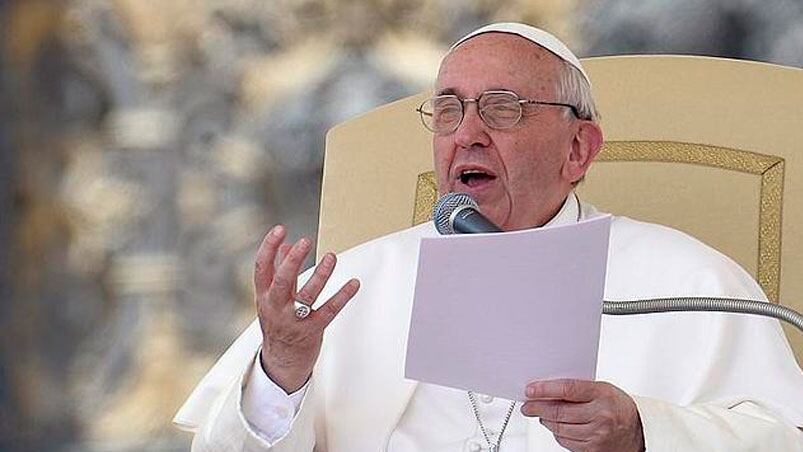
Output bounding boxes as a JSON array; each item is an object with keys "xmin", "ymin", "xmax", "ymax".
[{"xmin": 318, "ymin": 55, "xmax": 803, "ymax": 365}]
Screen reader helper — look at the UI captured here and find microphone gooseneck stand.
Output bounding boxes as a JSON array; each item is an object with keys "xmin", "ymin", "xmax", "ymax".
[
  {"xmin": 433, "ymin": 192, "xmax": 803, "ymax": 333},
  {"xmin": 602, "ymin": 297, "xmax": 803, "ymax": 332}
]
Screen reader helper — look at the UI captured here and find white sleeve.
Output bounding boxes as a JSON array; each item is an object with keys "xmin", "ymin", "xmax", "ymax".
[
  {"xmin": 241, "ymin": 349, "xmax": 309, "ymax": 444},
  {"xmin": 634, "ymin": 396, "xmax": 803, "ymax": 451}
]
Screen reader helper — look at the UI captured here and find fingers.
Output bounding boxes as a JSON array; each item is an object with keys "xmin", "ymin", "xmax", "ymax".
[
  {"xmin": 313, "ymin": 279, "xmax": 361, "ymax": 327},
  {"xmin": 254, "ymin": 225, "xmax": 359, "ymax": 329},
  {"xmin": 539, "ymin": 418, "xmax": 595, "ymax": 442},
  {"xmin": 525, "ymin": 379, "xmax": 597, "ymax": 403},
  {"xmin": 525, "ymin": 381, "xmax": 645, "ymax": 452},
  {"xmin": 521, "ymin": 400, "xmax": 594, "ymax": 423},
  {"xmin": 254, "ymin": 225, "xmax": 286, "ymax": 294},
  {"xmin": 268, "ymin": 236, "xmax": 312, "ymax": 304},
  {"xmin": 552, "ymin": 433, "xmax": 591, "ymax": 451},
  {"xmin": 276, "ymin": 243, "xmax": 292, "ymax": 268},
  {"xmin": 296, "ymin": 253, "xmax": 337, "ymax": 305},
  {"xmin": 275, "ymin": 243, "xmax": 296, "ymax": 294}
]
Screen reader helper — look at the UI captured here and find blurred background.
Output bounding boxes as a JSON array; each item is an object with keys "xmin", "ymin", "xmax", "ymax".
[{"xmin": 1, "ymin": 0, "xmax": 801, "ymax": 450}]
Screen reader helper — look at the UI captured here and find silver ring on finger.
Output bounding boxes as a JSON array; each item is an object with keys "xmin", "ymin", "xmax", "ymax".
[{"xmin": 293, "ymin": 299, "xmax": 312, "ymax": 319}]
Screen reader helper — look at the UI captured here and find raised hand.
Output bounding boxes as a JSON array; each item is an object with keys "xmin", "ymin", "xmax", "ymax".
[
  {"xmin": 521, "ymin": 379, "xmax": 645, "ymax": 452},
  {"xmin": 254, "ymin": 225, "xmax": 361, "ymax": 393}
]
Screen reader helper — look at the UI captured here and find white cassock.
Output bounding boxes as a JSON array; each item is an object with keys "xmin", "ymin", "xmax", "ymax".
[{"xmin": 175, "ymin": 194, "xmax": 803, "ymax": 451}]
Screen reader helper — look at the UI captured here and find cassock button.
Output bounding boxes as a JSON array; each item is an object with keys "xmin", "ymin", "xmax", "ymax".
[
  {"xmin": 467, "ymin": 441, "xmax": 482, "ymax": 452},
  {"xmin": 481, "ymin": 394, "xmax": 494, "ymax": 403}
]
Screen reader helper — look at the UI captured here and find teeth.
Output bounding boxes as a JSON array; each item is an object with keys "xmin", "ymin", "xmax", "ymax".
[{"xmin": 459, "ymin": 169, "xmax": 494, "ymax": 185}]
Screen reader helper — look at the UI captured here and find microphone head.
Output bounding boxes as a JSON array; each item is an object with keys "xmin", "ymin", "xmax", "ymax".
[{"xmin": 433, "ymin": 192, "xmax": 478, "ymax": 235}]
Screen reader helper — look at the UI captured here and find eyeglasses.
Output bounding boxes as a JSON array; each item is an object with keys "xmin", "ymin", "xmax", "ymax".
[{"xmin": 416, "ymin": 90, "xmax": 581, "ymax": 135}]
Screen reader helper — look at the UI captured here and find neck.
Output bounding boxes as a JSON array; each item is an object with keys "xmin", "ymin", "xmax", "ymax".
[{"xmin": 508, "ymin": 191, "xmax": 576, "ymax": 231}]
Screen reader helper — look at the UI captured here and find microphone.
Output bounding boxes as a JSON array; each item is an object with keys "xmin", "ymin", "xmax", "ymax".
[{"xmin": 432, "ymin": 192, "xmax": 502, "ymax": 235}]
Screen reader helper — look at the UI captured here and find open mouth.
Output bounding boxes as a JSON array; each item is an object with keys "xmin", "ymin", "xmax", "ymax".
[{"xmin": 457, "ymin": 169, "xmax": 497, "ymax": 188}]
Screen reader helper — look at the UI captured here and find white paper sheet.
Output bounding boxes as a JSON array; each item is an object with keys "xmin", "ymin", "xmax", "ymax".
[{"xmin": 405, "ymin": 214, "xmax": 611, "ymax": 401}]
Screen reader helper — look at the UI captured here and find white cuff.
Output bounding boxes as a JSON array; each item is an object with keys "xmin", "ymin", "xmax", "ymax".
[{"xmin": 240, "ymin": 349, "xmax": 309, "ymax": 444}]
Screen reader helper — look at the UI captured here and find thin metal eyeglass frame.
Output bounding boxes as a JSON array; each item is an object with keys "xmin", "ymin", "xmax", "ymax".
[{"xmin": 416, "ymin": 90, "xmax": 581, "ymax": 134}]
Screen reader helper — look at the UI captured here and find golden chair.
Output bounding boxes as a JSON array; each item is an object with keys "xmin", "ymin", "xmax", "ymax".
[{"xmin": 318, "ymin": 55, "xmax": 803, "ymax": 365}]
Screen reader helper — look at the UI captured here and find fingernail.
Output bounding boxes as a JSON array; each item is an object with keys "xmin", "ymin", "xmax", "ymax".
[
  {"xmin": 271, "ymin": 224, "xmax": 284, "ymax": 236},
  {"xmin": 526, "ymin": 385, "xmax": 536, "ymax": 398},
  {"xmin": 299, "ymin": 237, "xmax": 311, "ymax": 248},
  {"xmin": 349, "ymin": 279, "xmax": 360, "ymax": 289}
]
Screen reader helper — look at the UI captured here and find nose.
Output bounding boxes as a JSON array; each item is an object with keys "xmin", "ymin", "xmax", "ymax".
[{"xmin": 453, "ymin": 101, "xmax": 491, "ymax": 149}]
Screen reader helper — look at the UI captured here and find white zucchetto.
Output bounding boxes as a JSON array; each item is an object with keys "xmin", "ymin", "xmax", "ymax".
[{"xmin": 449, "ymin": 22, "xmax": 591, "ymax": 86}]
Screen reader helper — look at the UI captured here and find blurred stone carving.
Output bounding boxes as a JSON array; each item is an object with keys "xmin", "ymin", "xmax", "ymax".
[
  {"xmin": 105, "ymin": 108, "xmax": 181, "ymax": 151},
  {"xmin": 61, "ymin": 146, "xmax": 152, "ymax": 273},
  {"xmin": 578, "ymin": 0, "xmax": 803, "ymax": 65}
]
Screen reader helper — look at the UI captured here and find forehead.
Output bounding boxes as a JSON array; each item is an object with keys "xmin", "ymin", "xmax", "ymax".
[{"xmin": 436, "ymin": 33, "xmax": 562, "ymax": 97}]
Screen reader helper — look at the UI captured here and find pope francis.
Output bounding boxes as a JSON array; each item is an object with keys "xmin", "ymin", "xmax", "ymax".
[{"xmin": 175, "ymin": 23, "xmax": 803, "ymax": 451}]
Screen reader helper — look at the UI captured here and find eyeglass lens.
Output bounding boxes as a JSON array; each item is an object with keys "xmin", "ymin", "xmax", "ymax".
[{"xmin": 419, "ymin": 92, "xmax": 523, "ymax": 133}]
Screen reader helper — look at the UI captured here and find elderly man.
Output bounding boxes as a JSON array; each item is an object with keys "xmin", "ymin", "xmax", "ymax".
[{"xmin": 176, "ymin": 23, "xmax": 803, "ymax": 451}]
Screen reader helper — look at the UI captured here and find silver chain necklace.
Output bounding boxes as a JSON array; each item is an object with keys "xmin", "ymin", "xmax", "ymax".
[{"xmin": 467, "ymin": 391, "xmax": 517, "ymax": 452}]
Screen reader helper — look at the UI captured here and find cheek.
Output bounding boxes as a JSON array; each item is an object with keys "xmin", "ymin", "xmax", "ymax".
[
  {"xmin": 501, "ymin": 139, "xmax": 558, "ymax": 193},
  {"xmin": 432, "ymin": 138, "xmax": 453, "ymax": 186},
  {"xmin": 498, "ymin": 137, "xmax": 537, "ymax": 180}
]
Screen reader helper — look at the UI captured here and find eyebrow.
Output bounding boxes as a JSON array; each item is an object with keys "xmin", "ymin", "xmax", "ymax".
[{"xmin": 434, "ymin": 87, "xmax": 519, "ymax": 96}]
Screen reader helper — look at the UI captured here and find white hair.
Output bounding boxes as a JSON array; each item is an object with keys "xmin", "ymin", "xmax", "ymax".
[{"xmin": 555, "ymin": 61, "xmax": 600, "ymax": 122}]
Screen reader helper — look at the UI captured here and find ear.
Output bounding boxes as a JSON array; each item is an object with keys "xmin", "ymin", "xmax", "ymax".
[{"xmin": 562, "ymin": 121, "xmax": 603, "ymax": 183}]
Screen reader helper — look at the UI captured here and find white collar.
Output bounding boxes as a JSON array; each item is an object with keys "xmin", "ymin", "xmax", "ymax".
[{"xmin": 542, "ymin": 191, "xmax": 581, "ymax": 228}]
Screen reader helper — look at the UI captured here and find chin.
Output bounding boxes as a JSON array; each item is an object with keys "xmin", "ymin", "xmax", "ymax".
[{"xmin": 475, "ymin": 205, "xmax": 504, "ymax": 228}]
